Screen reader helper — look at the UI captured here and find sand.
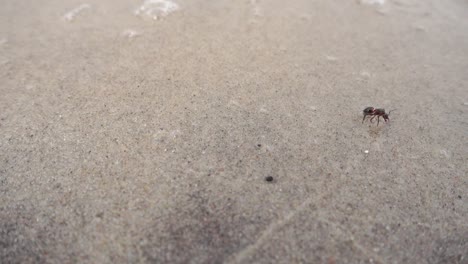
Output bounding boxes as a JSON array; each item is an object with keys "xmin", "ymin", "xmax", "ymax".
[{"xmin": 1, "ymin": 0, "xmax": 467, "ymax": 263}]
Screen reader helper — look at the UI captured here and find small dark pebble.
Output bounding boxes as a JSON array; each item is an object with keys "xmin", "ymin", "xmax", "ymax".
[
  {"xmin": 458, "ymin": 195, "xmax": 462, "ymax": 199},
  {"xmin": 257, "ymin": 144, "xmax": 262, "ymax": 147},
  {"xmin": 265, "ymin": 176, "xmax": 274, "ymax": 182}
]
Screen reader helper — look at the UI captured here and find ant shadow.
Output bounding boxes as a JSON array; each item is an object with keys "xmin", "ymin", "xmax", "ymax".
[
  {"xmin": 361, "ymin": 116, "xmax": 386, "ymax": 139},
  {"xmin": 368, "ymin": 126, "xmax": 384, "ymax": 139}
]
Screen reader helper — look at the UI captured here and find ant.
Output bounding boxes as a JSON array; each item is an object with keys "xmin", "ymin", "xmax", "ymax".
[{"xmin": 362, "ymin": 107, "xmax": 395, "ymax": 125}]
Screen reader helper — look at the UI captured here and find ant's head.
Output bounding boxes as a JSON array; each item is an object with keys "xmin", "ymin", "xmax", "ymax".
[
  {"xmin": 383, "ymin": 109, "xmax": 396, "ymax": 122},
  {"xmin": 383, "ymin": 114, "xmax": 389, "ymax": 122}
]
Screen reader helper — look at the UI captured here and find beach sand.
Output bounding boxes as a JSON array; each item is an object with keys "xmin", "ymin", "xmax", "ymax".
[{"xmin": 1, "ymin": 0, "xmax": 467, "ymax": 263}]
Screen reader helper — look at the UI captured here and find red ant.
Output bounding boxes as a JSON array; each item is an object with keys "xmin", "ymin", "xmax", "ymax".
[{"xmin": 362, "ymin": 107, "xmax": 395, "ymax": 125}]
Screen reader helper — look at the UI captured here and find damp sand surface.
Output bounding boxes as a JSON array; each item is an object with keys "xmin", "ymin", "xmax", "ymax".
[{"xmin": 0, "ymin": 0, "xmax": 467, "ymax": 263}]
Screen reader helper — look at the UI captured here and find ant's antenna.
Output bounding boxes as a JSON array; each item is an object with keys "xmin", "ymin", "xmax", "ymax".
[{"xmin": 388, "ymin": 109, "xmax": 397, "ymax": 115}]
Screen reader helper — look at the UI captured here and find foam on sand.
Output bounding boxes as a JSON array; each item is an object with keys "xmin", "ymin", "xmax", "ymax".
[
  {"xmin": 134, "ymin": 0, "xmax": 179, "ymax": 20},
  {"xmin": 121, "ymin": 29, "xmax": 143, "ymax": 39},
  {"xmin": 63, "ymin": 4, "xmax": 91, "ymax": 22},
  {"xmin": 360, "ymin": 0, "xmax": 385, "ymax": 5}
]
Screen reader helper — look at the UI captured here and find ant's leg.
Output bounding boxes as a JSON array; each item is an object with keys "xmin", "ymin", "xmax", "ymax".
[
  {"xmin": 377, "ymin": 116, "xmax": 380, "ymax": 126},
  {"xmin": 370, "ymin": 116, "xmax": 375, "ymax": 123},
  {"xmin": 362, "ymin": 115, "xmax": 367, "ymax": 123}
]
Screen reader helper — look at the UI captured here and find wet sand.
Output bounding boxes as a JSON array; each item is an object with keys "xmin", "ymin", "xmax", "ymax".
[{"xmin": 1, "ymin": 0, "xmax": 467, "ymax": 263}]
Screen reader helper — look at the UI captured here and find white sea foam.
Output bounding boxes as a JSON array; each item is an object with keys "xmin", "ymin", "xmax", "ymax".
[
  {"xmin": 325, "ymin": 55, "xmax": 338, "ymax": 62},
  {"xmin": 360, "ymin": 70, "xmax": 371, "ymax": 78},
  {"xmin": 439, "ymin": 149, "xmax": 449, "ymax": 158},
  {"xmin": 360, "ymin": 0, "xmax": 385, "ymax": 5},
  {"xmin": 135, "ymin": 0, "xmax": 179, "ymax": 20},
  {"xmin": 412, "ymin": 24, "xmax": 427, "ymax": 32},
  {"xmin": 121, "ymin": 29, "xmax": 142, "ymax": 39},
  {"xmin": 250, "ymin": 0, "xmax": 262, "ymax": 17},
  {"xmin": 63, "ymin": 4, "xmax": 91, "ymax": 22}
]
